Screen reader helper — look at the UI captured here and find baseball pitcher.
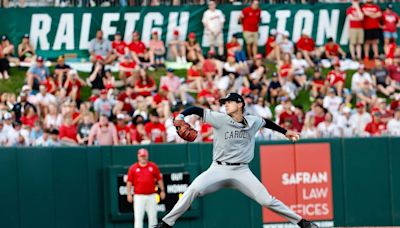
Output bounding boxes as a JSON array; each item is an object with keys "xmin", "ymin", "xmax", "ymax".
[{"xmin": 155, "ymin": 93, "xmax": 317, "ymax": 228}]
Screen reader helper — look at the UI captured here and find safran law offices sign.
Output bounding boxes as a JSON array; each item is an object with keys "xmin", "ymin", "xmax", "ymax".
[{"xmin": 0, "ymin": 3, "xmax": 397, "ymax": 59}]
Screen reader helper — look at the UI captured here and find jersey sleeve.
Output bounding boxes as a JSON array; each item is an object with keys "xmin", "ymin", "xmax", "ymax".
[{"xmin": 203, "ymin": 109, "xmax": 225, "ymax": 129}]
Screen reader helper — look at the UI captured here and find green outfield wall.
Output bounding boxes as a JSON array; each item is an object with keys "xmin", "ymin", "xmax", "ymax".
[
  {"xmin": 0, "ymin": 137, "xmax": 399, "ymax": 228},
  {"xmin": 0, "ymin": 3, "xmax": 399, "ymax": 59}
]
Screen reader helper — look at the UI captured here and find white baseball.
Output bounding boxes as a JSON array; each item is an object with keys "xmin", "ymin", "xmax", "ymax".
[{"xmin": 291, "ymin": 135, "xmax": 300, "ymax": 142}]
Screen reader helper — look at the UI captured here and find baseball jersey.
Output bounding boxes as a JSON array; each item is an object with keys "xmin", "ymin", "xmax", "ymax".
[
  {"xmin": 127, "ymin": 162, "xmax": 162, "ymax": 195},
  {"xmin": 203, "ymin": 109, "xmax": 265, "ymax": 164}
]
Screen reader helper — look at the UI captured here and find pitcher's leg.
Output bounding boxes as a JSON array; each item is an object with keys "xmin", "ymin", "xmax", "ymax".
[
  {"xmin": 233, "ymin": 168, "xmax": 302, "ymax": 224},
  {"xmin": 162, "ymin": 165, "xmax": 226, "ymax": 226}
]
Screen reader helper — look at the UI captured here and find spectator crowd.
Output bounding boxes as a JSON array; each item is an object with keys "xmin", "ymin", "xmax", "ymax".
[{"xmin": 0, "ymin": 0, "xmax": 400, "ymax": 147}]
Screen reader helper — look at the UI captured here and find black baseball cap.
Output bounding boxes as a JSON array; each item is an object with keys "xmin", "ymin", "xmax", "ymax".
[{"xmin": 219, "ymin": 93, "xmax": 245, "ymax": 105}]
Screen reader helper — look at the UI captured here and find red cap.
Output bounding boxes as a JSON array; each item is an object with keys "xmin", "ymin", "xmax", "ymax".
[
  {"xmin": 95, "ymin": 55, "xmax": 104, "ymax": 61},
  {"xmin": 356, "ymin": 102, "xmax": 365, "ymax": 108},
  {"xmin": 188, "ymin": 32, "xmax": 196, "ymax": 39},
  {"xmin": 138, "ymin": 148, "xmax": 148, "ymax": 157},
  {"xmin": 100, "ymin": 89, "xmax": 107, "ymax": 95},
  {"xmin": 255, "ymin": 54, "xmax": 263, "ymax": 59},
  {"xmin": 173, "ymin": 30, "xmax": 179, "ymax": 36},
  {"xmin": 160, "ymin": 85, "xmax": 169, "ymax": 92},
  {"xmin": 241, "ymin": 87, "xmax": 251, "ymax": 95}
]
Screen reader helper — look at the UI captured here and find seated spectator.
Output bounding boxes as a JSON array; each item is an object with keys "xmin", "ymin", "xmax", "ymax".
[
  {"xmin": 0, "ymin": 44, "xmax": 10, "ymax": 80},
  {"xmin": 130, "ymin": 121, "xmax": 151, "ymax": 145},
  {"xmin": 311, "ymin": 67, "xmax": 326, "ymax": 99},
  {"xmin": 119, "ymin": 54, "xmax": 139, "ymax": 86},
  {"xmin": 356, "ymin": 80, "xmax": 377, "ymax": 107},
  {"xmin": 351, "ymin": 64, "xmax": 372, "ymax": 94},
  {"xmin": 226, "ymin": 34, "xmax": 247, "ymax": 67},
  {"xmin": 116, "ymin": 86, "xmax": 137, "ymax": 116},
  {"xmin": 148, "ymin": 30, "xmax": 166, "ymax": 67},
  {"xmin": 385, "ymin": 38, "xmax": 397, "ymax": 64},
  {"xmin": 317, "ymin": 113, "xmax": 340, "ymax": 138},
  {"xmin": 59, "ymin": 115, "xmax": 78, "ymax": 145},
  {"xmin": 128, "ymin": 31, "xmax": 150, "ymax": 67},
  {"xmin": 387, "ymin": 58, "xmax": 400, "ymax": 91},
  {"xmin": 323, "ymin": 88, "xmax": 343, "ymax": 116},
  {"xmin": 36, "ymin": 84, "xmax": 56, "ymax": 113},
  {"xmin": 12, "ymin": 92, "xmax": 36, "ymax": 122},
  {"xmin": 313, "ymin": 104, "xmax": 327, "ymax": 127},
  {"xmin": 18, "ymin": 34, "xmax": 35, "ymax": 63},
  {"xmin": 278, "ymin": 31, "xmax": 294, "ymax": 56},
  {"xmin": 134, "ymin": 69, "xmax": 157, "ymax": 101},
  {"xmin": 364, "ymin": 112, "xmax": 387, "ymax": 136},
  {"xmin": 185, "ymin": 32, "xmax": 204, "ymax": 63},
  {"xmin": 43, "ymin": 103, "xmax": 62, "ymax": 130},
  {"xmin": 291, "ymin": 51, "xmax": 308, "ymax": 87},
  {"xmin": 88, "ymin": 114, "xmax": 118, "ymax": 145},
  {"xmin": 144, "ymin": 110, "xmax": 166, "ymax": 143},
  {"xmin": 77, "ymin": 113, "xmax": 94, "ymax": 145},
  {"xmin": 350, "ymin": 102, "xmax": 372, "ymax": 136},
  {"xmin": 202, "ymin": 50, "xmax": 223, "ymax": 81},
  {"xmin": 371, "ymin": 58, "xmax": 396, "ymax": 97},
  {"xmin": 296, "ymin": 30, "xmax": 317, "ymax": 67},
  {"xmin": 267, "ymin": 72, "xmax": 282, "ymax": 105},
  {"xmin": 387, "ymin": 107, "xmax": 400, "ymax": 136},
  {"xmin": 265, "ymin": 29, "xmax": 280, "ymax": 63},
  {"xmin": 111, "ymin": 31, "xmax": 128, "ymax": 62},
  {"xmin": 88, "ymin": 29, "xmax": 113, "ymax": 64},
  {"xmin": 371, "ymin": 98, "xmax": 393, "ymax": 124},
  {"xmin": 29, "ymin": 120, "xmax": 43, "ymax": 144},
  {"xmin": 54, "ymin": 55, "xmax": 71, "ymax": 88},
  {"xmin": 87, "ymin": 56, "xmax": 106, "ymax": 92},
  {"xmin": 278, "ymin": 53, "xmax": 293, "ymax": 84},
  {"xmin": 322, "ymin": 37, "xmax": 346, "ymax": 60},
  {"xmin": 253, "ymin": 96, "xmax": 272, "ymax": 119},
  {"xmin": 42, "ymin": 74, "xmax": 58, "ymax": 95},
  {"xmin": 34, "ymin": 129, "xmax": 51, "ymax": 146},
  {"xmin": 301, "ymin": 117, "xmax": 318, "ymax": 138},
  {"xmin": 1, "ymin": 35, "xmax": 19, "ymax": 67},
  {"xmin": 160, "ymin": 68, "xmax": 183, "ymax": 105},
  {"xmin": 279, "ymin": 99, "xmax": 302, "ymax": 132},
  {"xmin": 185, "ymin": 60, "xmax": 203, "ymax": 92},
  {"xmin": 20, "ymin": 106, "xmax": 38, "ymax": 128},
  {"xmin": 151, "ymin": 85, "xmax": 170, "ymax": 109},
  {"xmin": 48, "ymin": 129, "xmax": 60, "ymax": 146},
  {"xmin": 103, "ymin": 69, "xmax": 119, "ymax": 95},
  {"xmin": 217, "ymin": 53, "xmax": 242, "ymax": 95},
  {"xmin": 115, "ymin": 113, "xmax": 131, "ymax": 145},
  {"xmin": 26, "ymin": 56, "xmax": 49, "ymax": 91},
  {"xmin": 336, "ymin": 107, "xmax": 354, "ymax": 137},
  {"xmin": 93, "ymin": 89, "xmax": 118, "ymax": 119},
  {"xmin": 63, "ymin": 69, "xmax": 86, "ymax": 103},
  {"xmin": 200, "ymin": 120, "xmax": 213, "ymax": 142},
  {"xmin": 167, "ymin": 29, "xmax": 187, "ymax": 63},
  {"xmin": 326, "ymin": 62, "xmax": 345, "ymax": 97}
]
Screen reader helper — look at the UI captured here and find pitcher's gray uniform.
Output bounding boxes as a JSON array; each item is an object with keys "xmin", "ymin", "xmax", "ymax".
[{"xmin": 162, "ymin": 109, "xmax": 302, "ymax": 226}]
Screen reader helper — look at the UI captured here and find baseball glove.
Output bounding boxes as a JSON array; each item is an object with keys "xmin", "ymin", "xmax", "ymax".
[{"xmin": 173, "ymin": 119, "xmax": 198, "ymax": 142}]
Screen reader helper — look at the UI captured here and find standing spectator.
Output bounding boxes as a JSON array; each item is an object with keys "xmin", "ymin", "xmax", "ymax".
[
  {"xmin": 296, "ymin": 30, "xmax": 316, "ymax": 67},
  {"xmin": 144, "ymin": 110, "xmax": 166, "ymax": 144},
  {"xmin": 350, "ymin": 102, "xmax": 372, "ymax": 136},
  {"xmin": 126, "ymin": 148, "xmax": 166, "ymax": 228},
  {"xmin": 351, "ymin": 64, "xmax": 372, "ymax": 94},
  {"xmin": 93, "ymin": 89, "xmax": 118, "ymax": 119},
  {"xmin": 26, "ymin": 56, "xmax": 50, "ymax": 91},
  {"xmin": 364, "ymin": 112, "xmax": 387, "ymax": 136},
  {"xmin": 77, "ymin": 113, "xmax": 94, "ymax": 145},
  {"xmin": 371, "ymin": 58, "xmax": 396, "ymax": 97},
  {"xmin": 167, "ymin": 29, "xmax": 187, "ymax": 64},
  {"xmin": 59, "ymin": 115, "xmax": 78, "ymax": 145},
  {"xmin": 317, "ymin": 113, "xmax": 341, "ymax": 138},
  {"xmin": 148, "ymin": 31, "xmax": 166, "ymax": 68},
  {"xmin": 111, "ymin": 31, "xmax": 128, "ymax": 62},
  {"xmin": 382, "ymin": 4, "xmax": 399, "ymax": 53},
  {"xmin": 54, "ymin": 55, "xmax": 71, "ymax": 89},
  {"xmin": 240, "ymin": 0, "xmax": 261, "ymax": 59},
  {"xmin": 17, "ymin": 34, "xmax": 35, "ymax": 63},
  {"xmin": 387, "ymin": 108, "xmax": 400, "ymax": 136},
  {"xmin": 185, "ymin": 32, "xmax": 204, "ymax": 63},
  {"xmin": 202, "ymin": 1, "xmax": 225, "ymax": 58},
  {"xmin": 115, "ymin": 113, "xmax": 131, "ymax": 145},
  {"xmin": 12, "ymin": 92, "xmax": 36, "ymax": 122},
  {"xmin": 361, "ymin": 0, "xmax": 382, "ymax": 60},
  {"xmin": 346, "ymin": 0, "xmax": 364, "ymax": 60},
  {"xmin": 88, "ymin": 114, "xmax": 119, "ymax": 145},
  {"xmin": 326, "ymin": 63, "xmax": 345, "ymax": 97},
  {"xmin": 88, "ymin": 29, "xmax": 113, "ymax": 64}
]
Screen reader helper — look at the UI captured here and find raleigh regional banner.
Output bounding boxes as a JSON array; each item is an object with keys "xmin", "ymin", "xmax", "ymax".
[{"xmin": 1, "ymin": 3, "xmax": 399, "ymax": 59}]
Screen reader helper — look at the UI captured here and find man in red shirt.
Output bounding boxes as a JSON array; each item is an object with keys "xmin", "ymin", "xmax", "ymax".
[
  {"xmin": 361, "ymin": 0, "xmax": 382, "ymax": 59},
  {"xmin": 296, "ymin": 30, "xmax": 316, "ymax": 67},
  {"xmin": 240, "ymin": 0, "xmax": 261, "ymax": 59},
  {"xmin": 265, "ymin": 29, "xmax": 280, "ymax": 63},
  {"xmin": 144, "ymin": 110, "xmax": 166, "ymax": 143},
  {"xmin": 382, "ymin": 4, "xmax": 400, "ymax": 51},
  {"xmin": 325, "ymin": 63, "xmax": 345, "ymax": 97},
  {"xmin": 59, "ymin": 115, "xmax": 78, "ymax": 145},
  {"xmin": 128, "ymin": 31, "xmax": 149, "ymax": 66},
  {"xmin": 117, "ymin": 86, "xmax": 137, "ymax": 116},
  {"xmin": 126, "ymin": 148, "xmax": 166, "ymax": 228},
  {"xmin": 364, "ymin": 112, "xmax": 387, "ymax": 136},
  {"xmin": 115, "ymin": 114, "xmax": 131, "ymax": 145},
  {"xmin": 346, "ymin": 0, "xmax": 364, "ymax": 60},
  {"xmin": 323, "ymin": 37, "xmax": 346, "ymax": 60},
  {"xmin": 111, "ymin": 31, "xmax": 127, "ymax": 62},
  {"xmin": 119, "ymin": 54, "xmax": 139, "ymax": 85}
]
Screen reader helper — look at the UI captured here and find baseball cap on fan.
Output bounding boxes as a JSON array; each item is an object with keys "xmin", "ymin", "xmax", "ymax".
[
  {"xmin": 137, "ymin": 148, "xmax": 149, "ymax": 157},
  {"xmin": 219, "ymin": 93, "xmax": 245, "ymax": 105}
]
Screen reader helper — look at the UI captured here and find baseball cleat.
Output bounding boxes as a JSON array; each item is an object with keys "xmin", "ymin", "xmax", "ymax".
[
  {"xmin": 297, "ymin": 219, "xmax": 318, "ymax": 228},
  {"xmin": 154, "ymin": 221, "xmax": 172, "ymax": 228}
]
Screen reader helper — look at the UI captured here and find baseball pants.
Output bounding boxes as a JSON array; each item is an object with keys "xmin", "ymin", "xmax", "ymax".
[
  {"xmin": 133, "ymin": 194, "xmax": 158, "ymax": 228},
  {"xmin": 163, "ymin": 162, "xmax": 302, "ymax": 226}
]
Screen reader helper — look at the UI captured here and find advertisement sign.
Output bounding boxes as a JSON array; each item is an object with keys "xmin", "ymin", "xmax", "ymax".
[{"xmin": 260, "ymin": 143, "xmax": 333, "ymax": 226}]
